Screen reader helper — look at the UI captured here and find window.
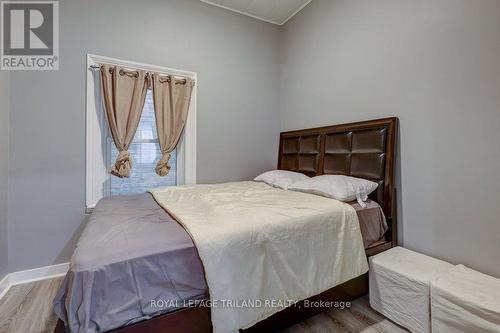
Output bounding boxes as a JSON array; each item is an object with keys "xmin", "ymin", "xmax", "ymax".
[
  {"xmin": 86, "ymin": 54, "xmax": 197, "ymax": 212},
  {"xmin": 109, "ymin": 91, "xmax": 177, "ymax": 196}
]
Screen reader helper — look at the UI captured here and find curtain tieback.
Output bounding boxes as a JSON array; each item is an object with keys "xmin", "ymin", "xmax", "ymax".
[
  {"xmin": 156, "ymin": 152, "xmax": 172, "ymax": 176},
  {"xmin": 111, "ymin": 150, "xmax": 132, "ymax": 178}
]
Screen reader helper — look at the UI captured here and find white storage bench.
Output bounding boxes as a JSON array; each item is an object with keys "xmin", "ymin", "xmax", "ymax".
[
  {"xmin": 369, "ymin": 246, "xmax": 454, "ymax": 333},
  {"xmin": 431, "ymin": 264, "xmax": 500, "ymax": 333}
]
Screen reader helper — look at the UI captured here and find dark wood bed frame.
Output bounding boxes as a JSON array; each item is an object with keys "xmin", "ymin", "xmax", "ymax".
[{"xmin": 55, "ymin": 117, "xmax": 398, "ymax": 333}]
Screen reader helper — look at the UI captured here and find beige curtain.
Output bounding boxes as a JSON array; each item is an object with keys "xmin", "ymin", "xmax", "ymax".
[
  {"xmin": 100, "ymin": 65, "xmax": 148, "ymax": 178},
  {"xmin": 150, "ymin": 74, "xmax": 194, "ymax": 176}
]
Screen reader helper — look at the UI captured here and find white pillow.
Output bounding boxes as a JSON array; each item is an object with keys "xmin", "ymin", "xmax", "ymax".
[
  {"xmin": 289, "ymin": 175, "xmax": 378, "ymax": 207},
  {"xmin": 254, "ymin": 170, "xmax": 309, "ymax": 190}
]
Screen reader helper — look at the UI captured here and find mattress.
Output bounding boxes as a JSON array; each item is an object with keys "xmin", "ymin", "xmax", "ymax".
[
  {"xmin": 150, "ymin": 181, "xmax": 369, "ymax": 332},
  {"xmin": 53, "ymin": 194, "xmax": 207, "ymax": 333},
  {"xmin": 53, "ymin": 192, "xmax": 387, "ymax": 333}
]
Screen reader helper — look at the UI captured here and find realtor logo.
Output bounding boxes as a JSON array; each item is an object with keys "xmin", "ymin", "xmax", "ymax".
[{"xmin": 1, "ymin": 1, "xmax": 59, "ymax": 70}]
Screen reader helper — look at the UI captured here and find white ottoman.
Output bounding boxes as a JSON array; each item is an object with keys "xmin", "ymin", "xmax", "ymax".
[
  {"xmin": 431, "ymin": 264, "xmax": 500, "ymax": 333},
  {"xmin": 369, "ymin": 247, "xmax": 454, "ymax": 333}
]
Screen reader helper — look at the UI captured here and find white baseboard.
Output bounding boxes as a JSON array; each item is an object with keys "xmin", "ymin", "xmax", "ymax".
[
  {"xmin": 0, "ymin": 262, "xmax": 69, "ymax": 300},
  {"xmin": 0, "ymin": 274, "xmax": 11, "ymax": 299}
]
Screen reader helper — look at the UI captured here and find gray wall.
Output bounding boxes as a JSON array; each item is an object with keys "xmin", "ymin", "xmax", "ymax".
[
  {"xmin": 8, "ymin": 0, "xmax": 280, "ymax": 271},
  {"xmin": 0, "ymin": 71, "xmax": 8, "ymax": 278},
  {"xmin": 6, "ymin": 0, "xmax": 500, "ymax": 278},
  {"xmin": 280, "ymin": 0, "xmax": 500, "ymax": 276}
]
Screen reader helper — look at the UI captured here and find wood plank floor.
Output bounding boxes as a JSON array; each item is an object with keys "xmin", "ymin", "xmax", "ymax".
[
  {"xmin": 0, "ymin": 277, "xmax": 407, "ymax": 333},
  {"xmin": 283, "ymin": 297, "xmax": 408, "ymax": 333},
  {"xmin": 0, "ymin": 277, "xmax": 63, "ymax": 333}
]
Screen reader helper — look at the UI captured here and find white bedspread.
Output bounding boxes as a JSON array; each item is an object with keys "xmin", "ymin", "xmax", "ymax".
[{"xmin": 150, "ymin": 181, "xmax": 368, "ymax": 333}]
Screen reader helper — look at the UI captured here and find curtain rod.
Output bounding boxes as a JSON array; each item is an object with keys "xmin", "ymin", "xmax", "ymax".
[{"xmin": 88, "ymin": 64, "xmax": 194, "ymax": 85}]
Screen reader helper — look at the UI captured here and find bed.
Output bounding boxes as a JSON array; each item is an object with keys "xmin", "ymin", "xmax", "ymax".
[{"xmin": 54, "ymin": 117, "xmax": 398, "ymax": 333}]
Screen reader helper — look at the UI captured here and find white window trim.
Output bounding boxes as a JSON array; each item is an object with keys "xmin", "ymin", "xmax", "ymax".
[{"xmin": 86, "ymin": 54, "xmax": 197, "ymax": 212}]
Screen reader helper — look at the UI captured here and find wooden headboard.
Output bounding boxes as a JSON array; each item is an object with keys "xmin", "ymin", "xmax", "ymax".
[{"xmin": 278, "ymin": 117, "xmax": 398, "ymax": 247}]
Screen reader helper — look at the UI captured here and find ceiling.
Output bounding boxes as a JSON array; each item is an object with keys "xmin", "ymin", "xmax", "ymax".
[{"xmin": 200, "ymin": 0, "xmax": 312, "ymax": 26}]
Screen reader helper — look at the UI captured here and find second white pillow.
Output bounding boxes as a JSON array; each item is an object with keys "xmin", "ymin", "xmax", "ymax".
[
  {"xmin": 254, "ymin": 170, "xmax": 309, "ymax": 190},
  {"xmin": 289, "ymin": 174, "xmax": 378, "ymax": 206}
]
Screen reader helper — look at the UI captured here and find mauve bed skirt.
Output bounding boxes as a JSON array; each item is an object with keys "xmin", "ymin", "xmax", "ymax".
[
  {"xmin": 53, "ymin": 194, "xmax": 207, "ymax": 333},
  {"xmin": 53, "ymin": 193, "xmax": 386, "ymax": 333}
]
